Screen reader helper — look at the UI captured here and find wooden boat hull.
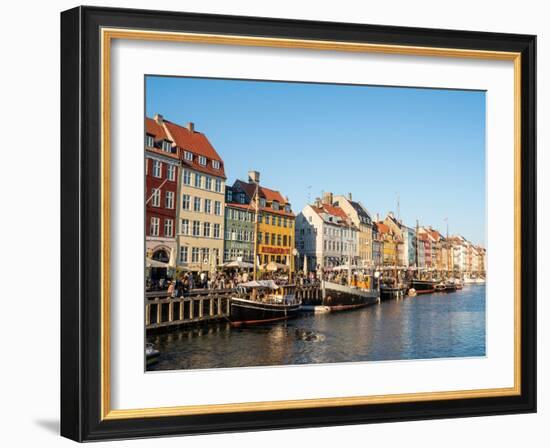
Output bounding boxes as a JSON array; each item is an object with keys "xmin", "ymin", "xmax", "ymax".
[
  {"xmin": 411, "ymin": 280, "xmax": 437, "ymax": 294},
  {"xmin": 322, "ymin": 281, "xmax": 378, "ymax": 311},
  {"xmin": 229, "ymin": 297, "xmax": 301, "ymax": 326}
]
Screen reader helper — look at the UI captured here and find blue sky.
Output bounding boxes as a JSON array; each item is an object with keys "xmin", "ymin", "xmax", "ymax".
[{"xmin": 146, "ymin": 76, "xmax": 486, "ymax": 245}]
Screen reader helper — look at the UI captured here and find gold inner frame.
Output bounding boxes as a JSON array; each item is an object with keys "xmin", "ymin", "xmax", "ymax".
[{"xmin": 100, "ymin": 27, "xmax": 522, "ymax": 420}]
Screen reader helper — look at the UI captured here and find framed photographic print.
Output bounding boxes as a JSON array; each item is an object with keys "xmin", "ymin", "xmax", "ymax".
[{"xmin": 60, "ymin": 6, "xmax": 537, "ymax": 441}]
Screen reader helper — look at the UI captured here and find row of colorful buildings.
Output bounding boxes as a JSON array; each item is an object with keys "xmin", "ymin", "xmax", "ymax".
[{"xmin": 145, "ymin": 115, "xmax": 486, "ymax": 280}]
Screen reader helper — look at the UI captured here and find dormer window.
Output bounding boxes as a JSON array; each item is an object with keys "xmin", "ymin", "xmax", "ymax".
[
  {"xmin": 285, "ymin": 204, "xmax": 291, "ymax": 213},
  {"xmin": 260, "ymin": 198, "xmax": 266, "ymax": 208},
  {"xmin": 198, "ymin": 156, "xmax": 207, "ymax": 166},
  {"xmin": 161, "ymin": 140, "xmax": 172, "ymax": 152},
  {"xmin": 145, "ymin": 134, "xmax": 154, "ymax": 148},
  {"xmin": 184, "ymin": 151, "xmax": 193, "ymax": 161},
  {"xmin": 212, "ymin": 160, "xmax": 220, "ymax": 169},
  {"xmin": 272, "ymin": 201, "xmax": 279, "ymax": 211}
]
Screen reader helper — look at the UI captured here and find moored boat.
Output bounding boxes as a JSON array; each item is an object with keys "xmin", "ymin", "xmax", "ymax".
[
  {"xmin": 229, "ymin": 281, "xmax": 301, "ymax": 326},
  {"xmin": 321, "ymin": 280, "xmax": 378, "ymax": 311},
  {"xmin": 410, "ymin": 279, "xmax": 437, "ymax": 294}
]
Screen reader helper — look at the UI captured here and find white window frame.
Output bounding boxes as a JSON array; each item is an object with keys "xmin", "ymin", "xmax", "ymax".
[
  {"xmin": 193, "ymin": 197, "xmax": 201, "ymax": 212},
  {"xmin": 167, "ymin": 164, "xmax": 176, "ymax": 181},
  {"xmin": 215, "ymin": 178, "xmax": 222, "ymax": 193},
  {"xmin": 180, "ymin": 219, "xmax": 189, "ymax": 235},
  {"xmin": 181, "ymin": 194, "xmax": 190, "ymax": 210},
  {"xmin": 151, "ymin": 188, "xmax": 161, "ymax": 207},
  {"xmin": 182, "ymin": 170, "xmax": 191, "ymax": 185},
  {"xmin": 198, "ymin": 155, "xmax": 207, "ymax": 166},
  {"xmin": 164, "ymin": 219, "xmax": 174, "ymax": 237},
  {"xmin": 150, "ymin": 217, "xmax": 160, "ymax": 236},
  {"xmin": 213, "ymin": 223, "xmax": 220, "ymax": 239},
  {"xmin": 204, "ymin": 199, "xmax": 212, "ymax": 214},
  {"xmin": 184, "ymin": 151, "xmax": 193, "ymax": 162},
  {"xmin": 194, "ymin": 173, "xmax": 202, "ymax": 188},
  {"xmin": 145, "ymin": 134, "xmax": 154, "ymax": 148},
  {"xmin": 152, "ymin": 160, "xmax": 162, "ymax": 178},
  {"xmin": 212, "ymin": 160, "xmax": 220, "ymax": 169},
  {"xmin": 203, "ymin": 222, "xmax": 211, "ymax": 238},
  {"xmin": 165, "ymin": 191, "xmax": 174, "ymax": 209},
  {"xmin": 179, "ymin": 246, "xmax": 188, "ymax": 264},
  {"xmin": 214, "ymin": 201, "xmax": 222, "ymax": 216}
]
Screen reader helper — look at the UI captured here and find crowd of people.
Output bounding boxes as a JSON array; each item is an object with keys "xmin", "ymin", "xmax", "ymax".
[{"xmin": 147, "ymin": 267, "xmax": 381, "ymax": 298}]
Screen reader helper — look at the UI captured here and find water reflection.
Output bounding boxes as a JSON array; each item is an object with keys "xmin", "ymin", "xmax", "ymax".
[{"xmin": 147, "ymin": 285, "xmax": 486, "ymax": 371}]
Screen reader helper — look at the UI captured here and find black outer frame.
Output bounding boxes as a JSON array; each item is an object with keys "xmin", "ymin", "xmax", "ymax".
[{"xmin": 60, "ymin": 6, "xmax": 536, "ymax": 442}]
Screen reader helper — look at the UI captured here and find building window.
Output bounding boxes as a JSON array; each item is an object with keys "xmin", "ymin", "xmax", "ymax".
[
  {"xmin": 179, "ymin": 246, "xmax": 188, "ymax": 264},
  {"xmin": 204, "ymin": 199, "xmax": 212, "ymax": 214},
  {"xmin": 191, "ymin": 247, "xmax": 199, "ymax": 263},
  {"xmin": 145, "ymin": 134, "xmax": 154, "ymax": 147},
  {"xmin": 192, "ymin": 220, "xmax": 200, "ymax": 236},
  {"xmin": 265, "ymin": 233, "xmax": 270, "ymax": 244},
  {"xmin": 167, "ymin": 165, "xmax": 176, "ymax": 181},
  {"xmin": 184, "ymin": 151, "xmax": 193, "ymax": 162},
  {"xmin": 239, "ymin": 194, "xmax": 245, "ymax": 204},
  {"xmin": 152, "ymin": 160, "xmax": 162, "ymax": 178},
  {"xmin": 165, "ymin": 191, "xmax": 174, "ymax": 209},
  {"xmin": 215, "ymin": 179, "xmax": 222, "ymax": 192},
  {"xmin": 272, "ymin": 201, "xmax": 279, "ymax": 210},
  {"xmin": 193, "ymin": 197, "xmax": 201, "ymax": 212},
  {"xmin": 182, "ymin": 170, "xmax": 191, "ymax": 185},
  {"xmin": 180, "ymin": 219, "xmax": 189, "ymax": 235},
  {"xmin": 194, "ymin": 173, "xmax": 202, "ymax": 188},
  {"xmin": 214, "ymin": 201, "xmax": 222, "ymax": 215},
  {"xmin": 201, "ymin": 247, "xmax": 209, "ymax": 263},
  {"xmin": 150, "ymin": 217, "xmax": 159, "ymax": 236},
  {"xmin": 285, "ymin": 204, "xmax": 291, "ymax": 213},
  {"xmin": 164, "ymin": 219, "xmax": 173, "ymax": 237},
  {"xmin": 265, "ymin": 215, "xmax": 270, "ymax": 225},
  {"xmin": 257, "ymin": 232, "xmax": 262, "ymax": 243},
  {"xmin": 271, "ymin": 234, "xmax": 276, "ymax": 245},
  {"xmin": 212, "ymin": 160, "xmax": 220, "ymax": 169},
  {"xmin": 181, "ymin": 194, "xmax": 190, "ymax": 210},
  {"xmin": 161, "ymin": 140, "xmax": 172, "ymax": 152},
  {"xmin": 213, "ymin": 223, "xmax": 221, "ymax": 239},
  {"xmin": 205, "ymin": 176, "xmax": 212, "ymax": 190},
  {"xmin": 203, "ymin": 222, "xmax": 211, "ymax": 237},
  {"xmin": 198, "ymin": 155, "xmax": 207, "ymax": 166},
  {"xmin": 277, "ymin": 235, "xmax": 282, "ymax": 246},
  {"xmin": 151, "ymin": 188, "xmax": 161, "ymax": 207},
  {"xmin": 283, "ymin": 235, "xmax": 287, "ymax": 246},
  {"xmin": 260, "ymin": 198, "xmax": 266, "ymax": 207}
]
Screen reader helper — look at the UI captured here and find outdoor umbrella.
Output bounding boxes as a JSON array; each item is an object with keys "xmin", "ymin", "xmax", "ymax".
[
  {"xmin": 265, "ymin": 261, "xmax": 288, "ymax": 271},
  {"xmin": 222, "ymin": 260, "xmax": 255, "ymax": 269}
]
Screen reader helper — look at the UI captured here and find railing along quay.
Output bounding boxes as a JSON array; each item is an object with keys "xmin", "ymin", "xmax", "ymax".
[{"xmin": 145, "ymin": 284, "xmax": 323, "ymax": 331}]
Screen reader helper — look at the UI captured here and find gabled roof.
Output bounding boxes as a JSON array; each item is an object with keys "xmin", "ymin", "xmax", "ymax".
[
  {"xmin": 233, "ymin": 180, "xmax": 294, "ymax": 217},
  {"xmin": 311, "ymin": 204, "xmax": 357, "ymax": 228},
  {"xmin": 145, "ymin": 117, "xmax": 179, "ymax": 160},
  {"xmin": 146, "ymin": 116, "xmax": 226, "ymax": 178}
]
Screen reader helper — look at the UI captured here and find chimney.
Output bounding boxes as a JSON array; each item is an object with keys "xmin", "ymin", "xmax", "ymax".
[
  {"xmin": 314, "ymin": 197, "xmax": 322, "ymax": 208},
  {"xmin": 154, "ymin": 114, "xmax": 163, "ymax": 124},
  {"xmin": 187, "ymin": 122, "xmax": 195, "ymax": 133},
  {"xmin": 248, "ymin": 170, "xmax": 260, "ymax": 184},
  {"xmin": 376, "ymin": 213, "xmax": 380, "ymax": 222},
  {"xmin": 348, "ymin": 192, "xmax": 352, "ymax": 200},
  {"xmin": 322, "ymin": 192, "xmax": 333, "ymax": 205}
]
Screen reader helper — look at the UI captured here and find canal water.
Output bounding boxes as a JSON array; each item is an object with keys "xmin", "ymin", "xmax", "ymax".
[{"xmin": 147, "ymin": 284, "xmax": 486, "ymax": 371}]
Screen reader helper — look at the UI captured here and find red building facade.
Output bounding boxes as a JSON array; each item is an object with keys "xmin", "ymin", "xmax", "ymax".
[{"xmin": 145, "ymin": 116, "xmax": 180, "ymax": 280}]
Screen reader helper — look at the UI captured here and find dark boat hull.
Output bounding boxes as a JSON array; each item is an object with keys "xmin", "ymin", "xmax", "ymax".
[
  {"xmin": 322, "ymin": 281, "xmax": 378, "ymax": 310},
  {"xmin": 411, "ymin": 280, "xmax": 437, "ymax": 294},
  {"xmin": 229, "ymin": 297, "xmax": 301, "ymax": 326},
  {"xmin": 380, "ymin": 287, "xmax": 407, "ymax": 301}
]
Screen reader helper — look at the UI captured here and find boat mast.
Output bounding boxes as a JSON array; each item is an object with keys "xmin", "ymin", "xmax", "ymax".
[
  {"xmin": 347, "ymin": 221, "xmax": 352, "ymax": 285},
  {"xmin": 252, "ymin": 183, "xmax": 260, "ymax": 281}
]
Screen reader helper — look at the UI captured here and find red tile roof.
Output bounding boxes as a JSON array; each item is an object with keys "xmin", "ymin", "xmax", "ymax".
[
  {"xmin": 146, "ymin": 116, "xmax": 227, "ymax": 179},
  {"xmin": 376, "ymin": 222, "xmax": 390, "ymax": 234},
  {"xmin": 234, "ymin": 180, "xmax": 295, "ymax": 217},
  {"xmin": 145, "ymin": 117, "xmax": 169, "ymax": 141}
]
